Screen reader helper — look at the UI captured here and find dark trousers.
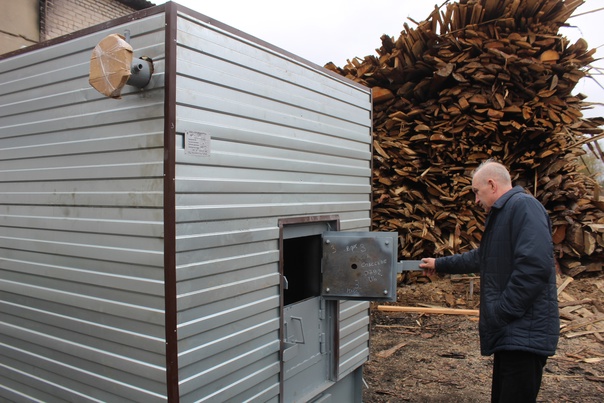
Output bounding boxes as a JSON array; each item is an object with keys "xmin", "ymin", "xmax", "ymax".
[{"xmin": 491, "ymin": 350, "xmax": 547, "ymax": 403}]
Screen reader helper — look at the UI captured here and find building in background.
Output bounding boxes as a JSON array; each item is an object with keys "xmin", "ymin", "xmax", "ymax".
[{"xmin": 0, "ymin": 0, "xmax": 154, "ymax": 55}]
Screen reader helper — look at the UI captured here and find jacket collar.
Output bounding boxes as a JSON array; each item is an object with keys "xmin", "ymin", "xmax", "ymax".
[{"xmin": 491, "ymin": 186, "xmax": 525, "ymax": 211}]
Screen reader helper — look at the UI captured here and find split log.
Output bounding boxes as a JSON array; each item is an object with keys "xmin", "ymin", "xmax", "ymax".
[{"xmin": 376, "ymin": 342, "xmax": 409, "ymax": 358}]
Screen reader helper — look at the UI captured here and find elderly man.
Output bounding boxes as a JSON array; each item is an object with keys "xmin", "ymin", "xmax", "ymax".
[{"xmin": 420, "ymin": 160, "xmax": 559, "ymax": 403}]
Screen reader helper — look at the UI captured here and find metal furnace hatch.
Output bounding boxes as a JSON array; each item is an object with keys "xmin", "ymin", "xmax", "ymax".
[
  {"xmin": 280, "ymin": 221, "xmax": 401, "ymax": 402},
  {"xmin": 321, "ymin": 231, "xmax": 398, "ymax": 302}
]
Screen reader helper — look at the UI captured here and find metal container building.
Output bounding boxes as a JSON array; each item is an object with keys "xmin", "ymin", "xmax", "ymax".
[{"xmin": 0, "ymin": 2, "xmax": 397, "ymax": 402}]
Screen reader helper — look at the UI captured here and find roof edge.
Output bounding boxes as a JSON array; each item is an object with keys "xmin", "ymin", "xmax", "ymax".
[{"xmin": 116, "ymin": 0, "xmax": 156, "ymax": 10}]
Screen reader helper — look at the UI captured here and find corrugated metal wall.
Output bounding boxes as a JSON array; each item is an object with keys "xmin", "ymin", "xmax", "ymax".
[
  {"xmin": 172, "ymin": 12, "xmax": 373, "ymax": 402},
  {"xmin": 0, "ymin": 13, "xmax": 169, "ymax": 402}
]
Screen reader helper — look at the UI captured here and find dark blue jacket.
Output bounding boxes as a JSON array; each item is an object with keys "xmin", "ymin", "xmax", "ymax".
[{"xmin": 436, "ymin": 186, "xmax": 559, "ymax": 356}]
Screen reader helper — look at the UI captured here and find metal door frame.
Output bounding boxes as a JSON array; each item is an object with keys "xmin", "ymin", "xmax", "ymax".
[{"xmin": 278, "ymin": 215, "xmax": 340, "ymax": 401}]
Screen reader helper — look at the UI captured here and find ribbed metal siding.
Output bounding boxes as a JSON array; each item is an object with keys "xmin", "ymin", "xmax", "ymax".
[
  {"xmin": 0, "ymin": 15, "xmax": 169, "ymax": 402},
  {"xmin": 338, "ymin": 300, "xmax": 371, "ymax": 378},
  {"xmin": 173, "ymin": 13, "xmax": 372, "ymax": 401}
]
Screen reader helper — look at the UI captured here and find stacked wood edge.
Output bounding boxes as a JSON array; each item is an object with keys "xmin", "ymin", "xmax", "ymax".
[{"xmin": 325, "ymin": 0, "xmax": 604, "ymax": 278}]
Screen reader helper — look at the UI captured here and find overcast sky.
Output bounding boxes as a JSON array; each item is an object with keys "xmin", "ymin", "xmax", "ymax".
[{"xmin": 153, "ymin": 0, "xmax": 604, "ymax": 118}]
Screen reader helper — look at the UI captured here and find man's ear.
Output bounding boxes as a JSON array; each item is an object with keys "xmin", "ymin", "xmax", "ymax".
[{"xmin": 488, "ymin": 179, "xmax": 496, "ymax": 191}]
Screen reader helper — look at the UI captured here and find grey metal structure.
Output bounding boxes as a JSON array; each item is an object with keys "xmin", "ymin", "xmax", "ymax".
[{"xmin": 0, "ymin": 2, "xmax": 395, "ymax": 402}]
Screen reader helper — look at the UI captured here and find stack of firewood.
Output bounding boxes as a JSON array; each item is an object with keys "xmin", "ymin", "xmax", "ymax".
[{"xmin": 325, "ymin": 0, "xmax": 604, "ymax": 276}]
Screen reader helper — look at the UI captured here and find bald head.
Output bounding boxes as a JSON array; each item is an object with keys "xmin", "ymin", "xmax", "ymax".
[
  {"xmin": 471, "ymin": 160, "xmax": 513, "ymax": 211},
  {"xmin": 473, "ymin": 161, "xmax": 512, "ymax": 186}
]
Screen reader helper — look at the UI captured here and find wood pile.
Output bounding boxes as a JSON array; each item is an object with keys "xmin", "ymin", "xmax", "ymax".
[{"xmin": 325, "ymin": 0, "xmax": 604, "ymax": 277}]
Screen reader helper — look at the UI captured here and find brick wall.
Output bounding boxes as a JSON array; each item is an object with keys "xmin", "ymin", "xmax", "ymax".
[{"xmin": 42, "ymin": 0, "xmax": 139, "ymax": 41}]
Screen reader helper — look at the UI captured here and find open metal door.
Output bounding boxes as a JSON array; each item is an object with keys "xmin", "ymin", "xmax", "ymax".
[
  {"xmin": 321, "ymin": 231, "xmax": 399, "ymax": 302},
  {"xmin": 280, "ymin": 224, "xmax": 401, "ymax": 403}
]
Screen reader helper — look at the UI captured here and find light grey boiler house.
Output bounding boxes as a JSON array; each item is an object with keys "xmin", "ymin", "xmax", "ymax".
[{"xmin": 0, "ymin": 2, "xmax": 401, "ymax": 402}]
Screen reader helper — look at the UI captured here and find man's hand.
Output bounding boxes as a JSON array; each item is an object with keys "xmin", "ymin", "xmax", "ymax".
[{"xmin": 420, "ymin": 258, "xmax": 436, "ymax": 276}]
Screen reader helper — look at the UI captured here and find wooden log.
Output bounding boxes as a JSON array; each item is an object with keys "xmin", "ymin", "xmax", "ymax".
[{"xmin": 377, "ymin": 306, "xmax": 479, "ymax": 316}]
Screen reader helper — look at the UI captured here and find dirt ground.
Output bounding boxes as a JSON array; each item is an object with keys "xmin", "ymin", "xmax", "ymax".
[{"xmin": 362, "ymin": 273, "xmax": 604, "ymax": 402}]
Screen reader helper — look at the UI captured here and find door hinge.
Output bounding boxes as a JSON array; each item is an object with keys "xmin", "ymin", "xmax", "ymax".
[
  {"xmin": 319, "ymin": 332, "xmax": 326, "ymax": 354},
  {"xmin": 319, "ymin": 298, "xmax": 325, "ymax": 320}
]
